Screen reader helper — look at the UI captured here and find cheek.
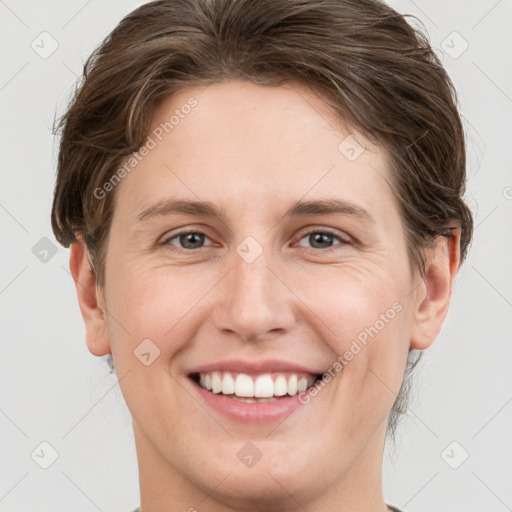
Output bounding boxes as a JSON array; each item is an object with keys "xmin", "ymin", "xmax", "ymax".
[
  {"xmin": 299, "ymin": 265, "xmax": 411, "ymax": 417},
  {"xmin": 104, "ymin": 257, "xmax": 211, "ymax": 346},
  {"xmin": 302, "ymin": 262, "xmax": 408, "ymax": 352}
]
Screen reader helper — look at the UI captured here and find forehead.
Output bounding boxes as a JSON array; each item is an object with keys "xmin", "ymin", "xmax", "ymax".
[{"xmin": 114, "ymin": 79, "xmax": 396, "ymax": 225}]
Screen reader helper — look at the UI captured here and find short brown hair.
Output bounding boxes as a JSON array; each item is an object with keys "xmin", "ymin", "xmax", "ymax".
[{"xmin": 51, "ymin": 0, "xmax": 474, "ymax": 440}]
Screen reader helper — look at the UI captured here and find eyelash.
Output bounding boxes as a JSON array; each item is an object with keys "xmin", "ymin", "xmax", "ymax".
[{"xmin": 160, "ymin": 228, "xmax": 350, "ymax": 252}]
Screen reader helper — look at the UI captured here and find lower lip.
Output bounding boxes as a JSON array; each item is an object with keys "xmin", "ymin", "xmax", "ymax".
[{"xmin": 189, "ymin": 378, "xmax": 308, "ymax": 424}]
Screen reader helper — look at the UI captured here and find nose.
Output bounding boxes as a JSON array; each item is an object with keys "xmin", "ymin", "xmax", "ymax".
[{"xmin": 212, "ymin": 242, "xmax": 296, "ymax": 343}]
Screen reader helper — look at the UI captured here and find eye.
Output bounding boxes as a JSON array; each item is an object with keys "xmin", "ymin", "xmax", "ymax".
[
  {"xmin": 160, "ymin": 227, "xmax": 350, "ymax": 252},
  {"xmin": 161, "ymin": 230, "xmax": 213, "ymax": 250},
  {"xmin": 296, "ymin": 228, "xmax": 349, "ymax": 250}
]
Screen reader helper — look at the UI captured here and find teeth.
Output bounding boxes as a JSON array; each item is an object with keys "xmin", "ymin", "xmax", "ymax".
[
  {"xmin": 297, "ymin": 377, "xmax": 309, "ymax": 393},
  {"xmin": 221, "ymin": 373, "xmax": 235, "ymax": 395},
  {"xmin": 254, "ymin": 374, "xmax": 274, "ymax": 397},
  {"xmin": 274, "ymin": 376, "xmax": 288, "ymax": 396},
  {"xmin": 211, "ymin": 372, "xmax": 222, "ymax": 394},
  {"xmin": 196, "ymin": 371, "xmax": 317, "ymax": 398},
  {"xmin": 288, "ymin": 374, "xmax": 298, "ymax": 396},
  {"xmin": 235, "ymin": 374, "xmax": 254, "ymax": 397},
  {"xmin": 231, "ymin": 396, "xmax": 279, "ymax": 403}
]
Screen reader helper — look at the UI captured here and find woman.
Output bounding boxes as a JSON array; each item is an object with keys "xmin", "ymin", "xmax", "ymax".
[{"xmin": 51, "ymin": 0, "xmax": 473, "ymax": 510}]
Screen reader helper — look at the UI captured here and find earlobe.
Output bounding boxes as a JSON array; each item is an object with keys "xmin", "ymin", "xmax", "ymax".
[
  {"xmin": 410, "ymin": 229, "xmax": 461, "ymax": 350},
  {"xmin": 69, "ymin": 235, "xmax": 111, "ymax": 357}
]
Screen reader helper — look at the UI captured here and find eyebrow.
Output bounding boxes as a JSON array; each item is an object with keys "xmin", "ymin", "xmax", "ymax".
[{"xmin": 136, "ymin": 198, "xmax": 374, "ymax": 224}]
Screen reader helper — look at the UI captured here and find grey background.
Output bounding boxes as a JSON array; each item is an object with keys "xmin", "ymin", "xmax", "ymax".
[{"xmin": 1, "ymin": 1, "xmax": 511, "ymax": 510}]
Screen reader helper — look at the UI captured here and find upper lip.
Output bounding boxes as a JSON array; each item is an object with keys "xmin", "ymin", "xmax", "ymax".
[{"xmin": 187, "ymin": 359, "xmax": 324, "ymax": 376}]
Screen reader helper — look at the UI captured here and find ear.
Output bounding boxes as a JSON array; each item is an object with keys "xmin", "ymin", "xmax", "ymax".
[
  {"xmin": 410, "ymin": 229, "xmax": 461, "ymax": 350},
  {"xmin": 69, "ymin": 234, "xmax": 111, "ymax": 357}
]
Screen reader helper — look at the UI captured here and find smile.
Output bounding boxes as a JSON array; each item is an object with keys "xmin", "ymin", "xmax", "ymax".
[{"xmin": 191, "ymin": 371, "xmax": 322, "ymax": 402}]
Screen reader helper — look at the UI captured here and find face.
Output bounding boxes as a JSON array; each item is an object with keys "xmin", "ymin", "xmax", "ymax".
[{"xmin": 72, "ymin": 79, "xmax": 458, "ymax": 509}]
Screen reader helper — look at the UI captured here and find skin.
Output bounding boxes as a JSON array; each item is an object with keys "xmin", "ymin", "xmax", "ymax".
[{"xmin": 70, "ymin": 79, "xmax": 460, "ymax": 512}]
